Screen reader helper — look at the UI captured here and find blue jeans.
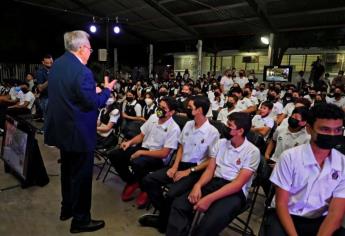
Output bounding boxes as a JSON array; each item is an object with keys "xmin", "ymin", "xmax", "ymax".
[{"xmin": 39, "ymin": 97, "xmax": 48, "ymax": 120}]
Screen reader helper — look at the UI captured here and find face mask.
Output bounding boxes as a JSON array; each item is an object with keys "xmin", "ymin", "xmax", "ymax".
[
  {"xmin": 106, "ymin": 98, "xmax": 115, "ymax": 106},
  {"xmin": 156, "ymin": 107, "xmax": 166, "ymax": 118},
  {"xmin": 181, "ymin": 92, "xmax": 188, "ymax": 97},
  {"xmin": 239, "ymin": 73, "xmax": 244, "ymax": 77},
  {"xmin": 243, "ymin": 91, "xmax": 249, "ymax": 97},
  {"xmin": 144, "ymin": 98, "xmax": 153, "ymax": 106},
  {"xmin": 314, "ymin": 133, "xmax": 343, "ymax": 150},
  {"xmin": 214, "ymin": 91, "xmax": 220, "ymax": 97},
  {"xmin": 334, "ymin": 93, "xmax": 341, "ymax": 99},
  {"xmin": 226, "ymin": 102, "xmax": 234, "ymax": 109},
  {"xmin": 288, "ymin": 117, "xmax": 300, "ymax": 129},
  {"xmin": 260, "ymin": 87, "xmax": 265, "ymax": 91},
  {"xmin": 267, "ymin": 94, "xmax": 276, "ymax": 102},
  {"xmin": 126, "ymin": 97, "xmax": 134, "ymax": 102},
  {"xmin": 159, "ymin": 91, "xmax": 168, "ymax": 97},
  {"xmin": 224, "ymin": 126, "xmax": 233, "ymax": 140},
  {"xmin": 186, "ymin": 109, "xmax": 194, "ymax": 120},
  {"xmin": 309, "ymin": 94, "xmax": 316, "ymax": 99},
  {"xmin": 15, "ymin": 86, "xmax": 21, "ymax": 92}
]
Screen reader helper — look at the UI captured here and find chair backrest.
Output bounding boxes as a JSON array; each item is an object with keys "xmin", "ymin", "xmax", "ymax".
[
  {"xmin": 209, "ymin": 119, "xmax": 229, "ymax": 139},
  {"xmin": 172, "ymin": 114, "xmax": 189, "ymax": 130}
]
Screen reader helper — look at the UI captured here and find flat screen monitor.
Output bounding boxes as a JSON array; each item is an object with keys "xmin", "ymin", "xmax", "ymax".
[
  {"xmin": 263, "ymin": 65, "xmax": 292, "ymax": 82},
  {"xmin": 1, "ymin": 116, "xmax": 35, "ymax": 180}
]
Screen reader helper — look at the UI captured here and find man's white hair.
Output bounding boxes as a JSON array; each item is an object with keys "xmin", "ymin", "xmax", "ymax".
[{"xmin": 64, "ymin": 30, "xmax": 90, "ymax": 52}]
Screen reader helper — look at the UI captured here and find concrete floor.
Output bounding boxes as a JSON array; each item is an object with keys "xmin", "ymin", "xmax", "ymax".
[{"xmin": 0, "ymin": 126, "xmax": 266, "ymax": 236}]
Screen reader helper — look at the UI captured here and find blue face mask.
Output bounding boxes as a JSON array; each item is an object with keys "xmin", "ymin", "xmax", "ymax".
[{"xmin": 15, "ymin": 87, "xmax": 21, "ymax": 92}]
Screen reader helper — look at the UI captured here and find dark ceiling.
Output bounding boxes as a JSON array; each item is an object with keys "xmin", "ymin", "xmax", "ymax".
[{"xmin": 1, "ymin": 0, "xmax": 345, "ymax": 64}]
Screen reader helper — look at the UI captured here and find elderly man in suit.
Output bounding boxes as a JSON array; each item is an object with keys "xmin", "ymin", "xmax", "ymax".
[{"xmin": 45, "ymin": 30, "xmax": 115, "ymax": 234}]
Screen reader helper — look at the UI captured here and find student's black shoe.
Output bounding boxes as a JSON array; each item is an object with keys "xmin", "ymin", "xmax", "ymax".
[
  {"xmin": 59, "ymin": 212, "xmax": 72, "ymax": 221},
  {"xmin": 138, "ymin": 214, "xmax": 164, "ymax": 231},
  {"xmin": 70, "ymin": 219, "xmax": 105, "ymax": 234}
]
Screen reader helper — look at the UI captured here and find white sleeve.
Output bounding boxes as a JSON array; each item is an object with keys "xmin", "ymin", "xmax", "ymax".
[
  {"xmin": 272, "ymin": 128, "xmax": 279, "ymax": 141},
  {"xmin": 333, "ymin": 176, "xmax": 345, "ymax": 198},
  {"xmin": 163, "ymin": 126, "xmax": 181, "ymax": 149},
  {"xmin": 265, "ymin": 118, "xmax": 274, "ymax": 128},
  {"xmin": 242, "ymin": 148, "xmax": 260, "ymax": 172},
  {"xmin": 207, "ymin": 130, "xmax": 220, "ymax": 158},
  {"xmin": 270, "ymin": 151, "xmax": 294, "ymax": 191},
  {"xmin": 140, "ymin": 116, "xmax": 152, "ymax": 135},
  {"xmin": 109, "ymin": 109, "xmax": 120, "ymax": 123},
  {"xmin": 220, "ymin": 77, "xmax": 225, "ymax": 85},
  {"xmin": 134, "ymin": 103, "xmax": 142, "ymax": 116}
]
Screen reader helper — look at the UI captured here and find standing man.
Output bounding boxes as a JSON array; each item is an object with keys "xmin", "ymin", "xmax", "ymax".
[
  {"xmin": 45, "ymin": 30, "xmax": 115, "ymax": 234},
  {"xmin": 36, "ymin": 54, "xmax": 53, "ymax": 122}
]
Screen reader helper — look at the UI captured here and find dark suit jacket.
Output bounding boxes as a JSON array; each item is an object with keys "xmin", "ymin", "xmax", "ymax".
[{"xmin": 45, "ymin": 51, "xmax": 110, "ymax": 152}]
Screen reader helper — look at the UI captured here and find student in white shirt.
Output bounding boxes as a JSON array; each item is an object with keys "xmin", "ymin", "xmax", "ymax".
[
  {"xmin": 7, "ymin": 82, "xmax": 35, "ymax": 115},
  {"xmin": 233, "ymin": 70, "xmax": 249, "ymax": 89},
  {"xmin": 109, "ymin": 97, "xmax": 181, "ymax": 208},
  {"xmin": 244, "ymin": 86, "xmax": 259, "ymax": 106},
  {"xmin": 220, "ymin": 70, "xmax": 233, "ymax": 95},
  {"xmin": 265, "ymin": 107, "xmax": 310, "ymax": 163},
  {"xmin": 256, "ymin": 83, "xmax": 268, "ymax": 102},
  {"xmin": 231, "ymin": 87, "xmax": 256, "ymax": 114},
  {"xmin": 251, "ymin": 101, "xmax": 274, "ymax": 140},
  {"xmin": 217, "ymin": 95, "xmax": 240, "ymax": 125},
  {"xmin": 265, "ymin": 89, "xmax": 283, "ymax": 120},
  {"xmin": 266, "ymin": 103, "xmax": 345, "ymax": 236},
  {"xmin": 166, "ymin": 112, "xmax": 260, "ymax": 236},
  {"xmin": 96, "ymin": 95, "xmax": 120, "ymax": 140},
  {"xmin": 330, "ymin": 87, "xmax": 345, "ymax": 111},
  {"xmin": 139, "ymin": 96, "xmax": 219, "ymax": 233}
]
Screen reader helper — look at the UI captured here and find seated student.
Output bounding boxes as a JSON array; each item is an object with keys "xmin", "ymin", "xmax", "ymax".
[
  {"xmin": 243, "ymin": 85, "xmax": 259, "ymax": 107},
  {"xmin": 96, "ymin": 94, "xmax": 120, "ymax": 148},
  {"xmin": 7, "ymin": 82, "xmax": 35, "ymax": 116},
  {"xmin": 276, "ymin": 90, "xmax": 301, "ymax": 124},
  {"xmin": 217, "ymin": 94, "xmax": 240, "ymax": 125},
  {"xmin": 231, "ymin": 87, "xmax": 256, "ymax": 114},
  {"xmin": 108, "ymin": 96, "xmax": 181, "ymax": 208},
  {"xmin": 279, "ymin": 97, "xmax": 311, "ymax": 129},
  {"xmin": 175, "ymin": 84, "xmax": 193, "ymax": 117},
  {"xmin": 210, "ymin": 87, "xmax": 224, "ymax": 120},
  {"xmin": 330, "ymin": 87, "xmax": 345, "ymax": 112},
  {"xmin": 266, "ymin": 103, "xmax": 345, "ymax": 236},
  {"xmin": 138, "ymin": 96, "xmax": 220, "ymax": 233},
  {"xmin": 121, "ymin": 90, "xmax": 142, "ymax": 122},
  {"xmin": 251, "ymin": 101, "xmax": 274, "ymax": 140},
  {"xmin": 265, "ymin": 88, "xmax": 283, "ymax": 121},
  {"xmin": 166, "ymin": 112, "xmax": 260, "ymax": 236},
  {"xmin": 265, "ymin": 107, "xmax": 310, "ymax": 164},
  {"xmin": 141, "ymin": 92, "xmax": 157, "ymax": 121}
]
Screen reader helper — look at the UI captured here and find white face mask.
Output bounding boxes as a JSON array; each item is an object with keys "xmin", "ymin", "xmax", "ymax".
[
  {"xmin": 106, "ymin": 98, "xmax": 115, "ymax": 106},
  {"xmin": 145, "ymin": 98, "xmax": 153, "ymax": 106}
]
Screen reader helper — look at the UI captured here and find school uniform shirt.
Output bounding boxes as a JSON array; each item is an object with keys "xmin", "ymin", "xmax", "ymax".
[
  {"xmin": 251, "ymin": 115, "xmax": 274, "ymax": 140},
  {"xmin": 220, "ymin": 76, "xmax": 234, "ymax": 94},
  {"xmin": 212, "ymin": 138, "xmax": 260, "ymax": 197},
  {"xmin": 210, "ymin": 97, "xmax": 225, "ymax": 111},
  {"xmin": 19, "ymin": 91, "xmax": 35, "ymax": 110},
  {"xmin": 271, "ymin": 126, "xmax": 310, "ymax": 162},
  {"xmin": 179, "ymin": 120, "xmax": 219, "ymax": 164},
  {"xmin": 268, "ymin": 101, "xmax": 283, "ymax": 119},
  {"xmin": 282, "ymin": 102, "xmax": 295, "ymax": 117},
  {"xmin": 249, "ymin": 96, "xmax": 259, "ymax": 106},
  {"xmin": 236, "ymin": 97, "xmax": 253, "ymax": 111},
  {"xmin": 141, "ymin": 114, "xmax": 181, "ymax": 154},
  {"xmin": 330, "ymin": 97, "xmax": 345, "ymax": 109},
  {"xmin": 233, "ymin": 77, "xmax": 249, "ymax": 89},
  {"xmin": 121, "ymin": 100, "xmax": 142, "ymax": 116},
  {"xmin": 97, "ymin": 108, "xmax": 120, "ymax": 137},
  {"xmin": 256, "ymin": 89, "xmax": 268, "ymax": 102},
  {"xmin": 217, "ymin": 107, "xmax": 240, "ymax": 125},
  {"xmin": 270, "ymin": 143, "xmax": 345, "ymax": 218}
]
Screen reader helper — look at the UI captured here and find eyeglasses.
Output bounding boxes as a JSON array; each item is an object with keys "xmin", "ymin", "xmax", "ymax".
[{"xmin": 83, "ymin": 46, "xmax": 93, "ymax": 53}]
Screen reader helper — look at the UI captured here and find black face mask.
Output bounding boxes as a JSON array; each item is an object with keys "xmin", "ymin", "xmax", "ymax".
[
  {"xmin": 186, "ymin": 109, "xmax": 194, "ymax": 120},
  {"xmin": 334, "ymin": 93, "xmax": 341, "ymax": 99},
  {"xmin": 126, "ymin": 97, "xmax": 134, "ymax": 102},
  {"xmin": 267, "ymin": 94, "xmax": 276, "ymax": 102},
  {"xmin": 181, "ymin": 92, "xmax": 188, "ymax": 97},
  {"xmin": 156, "ymin": 107, "xmax": 166, "ymax": 118},
  {"xmin": 159, "ymin": 91, "xmax": 168, "ymax": 97},
  {"xmin": 214, "ymin": 91, "xmax": 220, "ymax": 97},
  {"xmin": 243, "ymin": 91, "xmax": 249, "ymax": 97},
  {"xmin": 288, "ymin": 117, "xmax": 300, "ymax": 129},
  {"xmin": 315, "ymin": 133, "xmax": 343, "ymax": 150},
  {"xmin": 260, "ymin": 87, "xmax": 265, "ymax": 91},
  {"xmin": 309, "ymin": 94, "xmax": 316, "ymax": 99},
  {"xmin": 226, "ymin": 102, "xmax": 234, "ymax": 109},
  {"xmin": 224, "ymin": 126, "xmax": 233, "ymax": 140}
]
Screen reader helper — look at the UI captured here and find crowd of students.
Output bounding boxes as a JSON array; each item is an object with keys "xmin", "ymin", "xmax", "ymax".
[{"xmin": 94, "ymin": 68, "xmax": 345, "ymax": 236}]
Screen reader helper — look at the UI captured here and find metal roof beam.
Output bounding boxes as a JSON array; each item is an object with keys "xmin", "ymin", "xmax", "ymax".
[
  {"xmin": 142, "ymin": 0, "xmax": 200, "ymax": 38},
  {"xmin": 244, "ymin": 0, "xmax": 276, "ymax": 33},
  {"xmin": 176, "ymin": 2, "xmax": 248, "ymax": 17}
]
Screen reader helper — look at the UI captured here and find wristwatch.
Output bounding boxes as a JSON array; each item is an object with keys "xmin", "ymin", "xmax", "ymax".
[{"xmin": 190, "ymin": 167, "xmax": 196, "ymax": 173}]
